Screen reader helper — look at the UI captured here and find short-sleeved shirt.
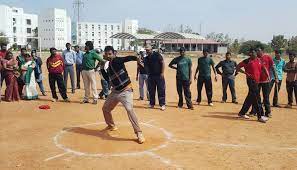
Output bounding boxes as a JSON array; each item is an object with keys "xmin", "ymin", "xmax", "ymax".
[
  {"xmin": 215, "ymin": 60, "xmax": 237, "ymax": 78},
  {"xmin": 197, "ymin": 56, "xmax": 214, "ymax": 77},
  {"xmin": 271, "ymin": 57, "xmax": 286, "ymax": 80},
  {"xmin": 82, "ymin": 50, "xmax": 104, "ymax": 70},
  {"xmin": 145, "ymin": 52, "xmax": 164, "ymax": 76},
  {"xmin": 259, "ymin": 54, "xmax": 274, "ymax": 83},
  {"xmin": 285, "ymin": 61, "xmax": 297, "ymax": 82},
  {"xmin": 62, "ymin": 49, "xmax": 76, "ymax": 65},
  {"xmin": 169, "ymin": 56, "xmax": 192, "ymax": 80},
  {"xmin": 238, "ymin": 58, "xmax": 263, "ymax": 83}
]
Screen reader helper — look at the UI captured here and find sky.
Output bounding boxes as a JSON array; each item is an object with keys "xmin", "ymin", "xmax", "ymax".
[{"xmin": 1, "ymin": 0, "xmax": 297, "ymax": 42}]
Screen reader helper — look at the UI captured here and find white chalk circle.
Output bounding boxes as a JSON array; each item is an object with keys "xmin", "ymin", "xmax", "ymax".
[{"xmin": 53, "ymin": 122, "xmax": 173, "ymax": 157}]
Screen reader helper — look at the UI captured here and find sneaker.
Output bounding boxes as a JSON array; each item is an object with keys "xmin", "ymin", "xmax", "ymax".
[
  {"xmin": 138, "ymin": 97, "xmax": 144, "ymax": 101},
  {"xmin": 258, "ymin": 116, "xmax": 269, "ymax": 123},
  {"xmin": 149, "ymin": 105, "xmax": 155, "ymax": 109},
  {"xmin": 51, "ymin": 98, "xmax": 58, "ymax": 102},
  {"xmin": 188, "ymin": 106, "xmax": 194, "ymax": 110},
  {"xmin": 63, "ymin": 98, "xmax": 70, "ymax": 103},
  {"xmin": 238, "ymin": 114, "xmax": 250, "ymax": 119},
  {"xmin": 42, "ymin": 92, "xmax": 47, "ymax": 96},
  {"xmin": 208, "ymin": 103, "xmax": 214, "ymax": 106},
  {"xmin": 104, "ymin": 125, "xmax": 118, "ymax": 131},
  {"xmin": 92, "ymin": 100, "xmax": 98, "ymax": 105},
  {"xmin": 273, "ymin": 104, "xmax": 281, "ymax": 108},
  {"xmin": 81, "ymin": 99, "xmax": 89, "ymax": 104},
  {"xmin": 71, "ymin": 90, "xmax": 75, "ymax": 94},
  {"xmin": 161, "ymin": 105, "xmax": 166, "ymax": 111},
  {"xmin": 137, "ymin": 132, "xmax": 145, "ymax": 144},
  {"xmin": 266, "ymin": 113, "xmax": 272, "ymax": 118},
  {"xmin": 77, "ymin": 86, "xmax": 80, "ymax": 89}
]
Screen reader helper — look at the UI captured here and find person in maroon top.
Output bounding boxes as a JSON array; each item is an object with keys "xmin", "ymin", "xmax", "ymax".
[
  {"xmin": 255, "ymin": 47, "xmax": 278, "ymax": 117},
  {"xmin": 236, "ymin": 49, "xmax": 269, "ymax": 123},
  {"xmin": 0, "ymin": 43, "xmax": 8, "ymax": 95},
  {"xmin": 46, "ymin": 48, "xmax": 69, "ymax": 102}
]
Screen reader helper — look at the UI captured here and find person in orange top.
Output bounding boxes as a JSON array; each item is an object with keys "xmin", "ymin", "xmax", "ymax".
[{"xmin": 46, "ymin": 48, "xmax": 69, "ymax": 102}]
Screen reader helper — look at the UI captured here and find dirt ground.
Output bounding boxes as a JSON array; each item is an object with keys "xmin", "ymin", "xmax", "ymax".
[{"xmin": 1, "ymin": 55, "xmax": 297, "ymax": 170}]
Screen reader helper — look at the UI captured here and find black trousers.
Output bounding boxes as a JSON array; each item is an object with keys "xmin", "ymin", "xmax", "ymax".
[
  {"xmin": 239, "ymin": 79, "xmax": 264, "ymax": 119},
  {"xmin": 197, "ymin": 76, "xmax": 212, "ymax": 104},
  {"xmin": 148, "ymin": 75, "xmax": 166, "ymax": 106},
  {"xmin": 176, "ymin": 79, "xmax": 193, "ymax": 108},
  {"xmin": 270, "ymin": 80, "xmax": 282, "ymax": 106},
  {"xmin": 48, "ymin": 73, "xmax": 68, "ymax": 100},
  {"xmin": 76, "ymin": 64, "xmax": 83, "ymax": 88},
  {"xmin": 222, "ymin": 76, "xmax": 236, "ymax": 102},
  {"xmin": 251, "ymin": 82, "xmax": 271, "ymax": 115},
  {"xmin": 286, "ymin": 80, "xmax": 297, "ymax": 105}
]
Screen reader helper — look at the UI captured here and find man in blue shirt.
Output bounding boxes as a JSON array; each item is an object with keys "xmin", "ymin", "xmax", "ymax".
[
  {"xmin": 215, "ymin": 52, "xmax": 238, "ymax": 104},
  {"xmin": 62, "ymin": 43, "xmax": 76, "ymax": 93},
  {"xmin": 270, "ymin": 50, "xmax": 286, "ymax": 107},
  {"xmin": 74, "ymin": 45, "xmax": 83, "ymax": 89}
]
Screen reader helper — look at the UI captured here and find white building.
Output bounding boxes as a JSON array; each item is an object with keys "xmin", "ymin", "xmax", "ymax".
[
  {"xmin": 38, "ymin": 8, "xmax": 71, "ymax": 50},
  {"xmin": 122, "ymin": 19, "xmax": 139, "ymax": 50},
  {"xmin": 76, "ymin": 22, "xmax": 122, "ymax": 50},
  {"xmin": 0, "ymin": 5, "xmax": 38, "ymax": 47}
]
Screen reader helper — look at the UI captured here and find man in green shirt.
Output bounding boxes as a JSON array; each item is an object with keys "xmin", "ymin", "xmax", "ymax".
[
  {"xmin": 169, "ymin": 47, "xmax": 194, "ymax": 109},
  {"xmin": 81, "ymin": 41, "xmax": 105, "ymax": 104},
  {"xmin": 194, "ymin": 49, "xmax": 218, "ymax": 106}
]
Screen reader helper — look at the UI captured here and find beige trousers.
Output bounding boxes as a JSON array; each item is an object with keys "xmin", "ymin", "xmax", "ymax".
[{"xmin": 82, "ymin": 70, "xmax": 98, "ymax": 100}]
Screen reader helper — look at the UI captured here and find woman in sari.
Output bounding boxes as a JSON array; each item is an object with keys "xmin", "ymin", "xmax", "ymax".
[
  {"xmin": 2, "ymin": 52, "xmax": 20, "ymax": 102},
  {"xmin": 21, "ymin": 54, "xmax": 38, "ymax": 100}
]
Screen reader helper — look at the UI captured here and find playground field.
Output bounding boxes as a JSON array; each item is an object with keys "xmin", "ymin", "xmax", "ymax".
[{"xmin": 1, "ymin": 55, "xmax": 297, "ymax": 170}]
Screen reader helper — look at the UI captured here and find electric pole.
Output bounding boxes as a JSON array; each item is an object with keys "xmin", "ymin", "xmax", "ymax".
[{"xmin": 73, "ymin": 0, "xmax": 84, "ymax": 23}]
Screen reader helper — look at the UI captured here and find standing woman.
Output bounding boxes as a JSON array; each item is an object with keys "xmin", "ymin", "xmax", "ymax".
[
  {"xmin": 2, "ymin": 52, "xmax": 20, "ymax": 102},
  {"xmin": 32, "ymin": 50, "xmax": 46, "ymax": 96},
  {"xmin": 21, "ymin": 54, "xmax": 38, "ymax": 100}
]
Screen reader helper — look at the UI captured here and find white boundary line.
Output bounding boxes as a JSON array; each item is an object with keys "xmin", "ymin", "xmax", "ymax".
[{"xmin": 44, "ymin": 152, "xmax": 70, "ymax": 162}]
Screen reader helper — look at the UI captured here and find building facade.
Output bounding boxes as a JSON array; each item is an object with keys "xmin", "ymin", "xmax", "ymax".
[
  {"xmin": 122, "ymin": 19, "xmax": 138, "ymax": 50},
  {"xmin": 0, "ymin": 5, "xmax": 38, "ymax": 47},
  {"xmin": 38, "ymin": 8, "xmax": 71, "ymax": 50}
]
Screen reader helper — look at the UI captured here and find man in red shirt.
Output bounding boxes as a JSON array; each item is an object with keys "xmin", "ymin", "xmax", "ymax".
[
  {"xmin": 250, "ymin": 48, "xmax": 278, "ymax": 117},
  {"xmin": 46, "ymin": 48, "xmax": 69, "ymax": 102},
  {"xmin": 236, "ymin": 49, "xmax": 269, "ymax": 123}
]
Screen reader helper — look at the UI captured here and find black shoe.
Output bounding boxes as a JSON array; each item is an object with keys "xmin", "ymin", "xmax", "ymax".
[
  {"xmin": 232, "ymin": 101, "xmax": 238, "ymax": 104},
  {"xmin": 77, "ymin": 86, "xmax": 80, "ymax": 89},
  {"xmin": 72, "ymin": 90, "xmax": 75, "ymax": 94}
]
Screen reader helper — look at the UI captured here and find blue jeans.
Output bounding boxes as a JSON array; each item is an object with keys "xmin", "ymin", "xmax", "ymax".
[
  {"xmin": 222, "ymin": 76, "xmax": 236, "ymax": 102},
  {"xmin": 99, "ymin": 79, "xmax": 110, "ymax": 97},
  {"xmin": 138, "ymin": 74, "xmax": 149, "ymax": 99},
  {"xmin": 148, "ymin": 75, "xmax": 166, "ymax": 106},
  {"xmin": 64, "ymin": 65, "xmax": 75, "ymax": 91}
]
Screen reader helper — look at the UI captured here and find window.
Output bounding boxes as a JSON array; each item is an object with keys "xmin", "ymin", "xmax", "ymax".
[
  {"xmin": 98, "ymin": 25, "xmax": 101, "ymax": 30},
  {"xmin": 118, "ymin": 39, "xmax": 120, "ymax": 44},
  {"xmin": 85, "ymin": 32, "xmax": 88, "ymax": 35},
  {"xmin": 13, "ymin": 9, "xmax": 18, "ymax": 13},
  {"xmin": 105, "ymin": 32, "xmax": 107, "ymax": 37},
  {"xmin": 92, "ymin": 32, "xmax": 94, "ymax": 36},
  {"xmin": 92, "ymin": 39, "xmax": 94, "ymax": 43},
  {"xmin": 98, "ymin": 39, "xmax": 101, "ymax": 44},
  {"xmin": 104, "ymin": 25, "xmax": 107, "ymax": 30},
  {"xmin": 13, "ymin": 27, "xmax": 16, "ymax": 33},
  {"xmin": 111, "ymin": 39, "xmax": 114, "ymax": 44},
  {"xmin": 27, "ymin": 28, "xmax": 32, "ymax": 33},
  {"xmin": 117, "ymin": 25, "xmax": 120, "ymax": 30},
  {"xmin": 78, "ymin": 32, "xmax": 81, "ymax": 36},
  {"xmin": 78, "ymin": 24, "xmax": 81, "ymax": 29},
  {"xmin": 111, "ymin": 25, "xmax": 114, "ymax": 30},
  {"xmin": 98, "ymin": 32, "xmax": 101, "ymax": 35},
  {"xmin": 14, "ymin": 38, "xmax": 17, "ymax": 42},
  {"xmin": 26, "ymin": 19, "xmax": 31, "ymax": 25},
  {"xmin": 92, "ymin": 24, "xmax": 94, "ymax": 29},
  {"xmin": 85, "ymin": 24, "xmax": 88, "ymax": 29},
  {"xmin": 105, "ymin": 39, "xmax": 107, "ymax": 44}
]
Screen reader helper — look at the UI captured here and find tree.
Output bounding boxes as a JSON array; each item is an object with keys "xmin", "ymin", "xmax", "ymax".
[
  {"xmin": 271, "ymin": 35, "xmax": 288, "ymax": 50},
  {"xmin": 239, "ymin": 40, "xmax": 265, "ymax": 55},
  {"xmin": 137, "ymin": 28, "xmax": 156, "ymax": 35},
  {"xmin": 0, "ymin": 32, "xmax": 9, "ymax": 45},
  {"xmin": 229, "ymin": 39, "xmax": 240, "ymax": 54},
  {"xmin": 288, "ymin": 36, "xmax": 297, "ymax": 53},
  {"xmin": 206, "ymin": 32, "xmax": 232, "ymax": 44}
]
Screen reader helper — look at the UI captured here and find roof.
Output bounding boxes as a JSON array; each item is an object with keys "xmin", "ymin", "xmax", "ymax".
[
  {"xmin": 110, "ymin": 33, "xmax": 157, "ymax": 40},
  {"xmin": 162, "ymin": 39, "xmax": 223, "ymax": 45},
  {"xmin": 154, "ymin": 32, "xmax": 206, "ymax": 40}
]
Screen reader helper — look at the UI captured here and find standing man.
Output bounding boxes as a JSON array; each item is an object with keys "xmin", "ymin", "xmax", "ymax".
[
  {"xmin": 145, "ymin": 45, "xmax": 166, "ymax": 111},
  {"xmin": 101, "ymin": 46, "xmax": 145, "ymax": 144},
  {"xmin": 194, "ymin": 49, "xmax": 218, "ymax": 106},
  {"xmin": 255, "ymin": 47, "xmax": 278, "ymax": 117},
  {"xmin": 81, "ymin": 41, "xmax": 105, "ymax": 104},
  {"xmin": 46, "ymin": 48, "xmax": 69, "ymax": 102},
  {"xmin": 74, "ymin": 45, "xmax": 83, "ymax": 89},
  {"xmin": 169, "ymin": 47, "xmax": 194, "ymax": 109},
  {"xmin": 236, "ymin": 49, "xmax": 269, "ymax": 123},
  {"xmin": 136, "ymin": 50, "xmax": 149, "ymax": 100},
  {"xmin": 32, "ymin": 50, "xmax": 46, "ymax": 96},
  {"xmin": 270, "ymin": 50, "xmax": 286, "ymax": 107},
  {"xmin": 284, "ymin": 52, "xmax": 297, "ymax": 108},
  {"xmin": 215, "ymin": 52, "xmax": 238, "ymax": 104},
  {"xmin": 62, "ymin": 43, "xmax": 76, "ymax": 94},
  {"xmin": 0, "ymin": 43, "xmax": 8, "ymax": 101}
]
